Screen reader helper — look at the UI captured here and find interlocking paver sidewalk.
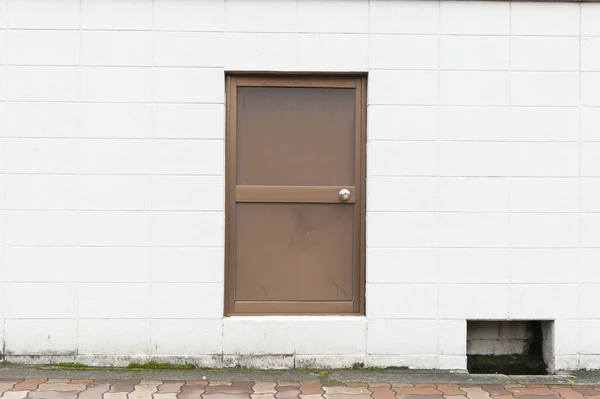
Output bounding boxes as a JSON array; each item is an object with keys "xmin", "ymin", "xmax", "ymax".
[{"xmin": 0, "ymin": 379, "xmax": 599, "ymax": 399}]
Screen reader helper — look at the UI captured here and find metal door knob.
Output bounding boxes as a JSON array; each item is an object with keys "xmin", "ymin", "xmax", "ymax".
[{"xmin": 339, "ymin": 189, "xmax": 351, "ymax": 201}]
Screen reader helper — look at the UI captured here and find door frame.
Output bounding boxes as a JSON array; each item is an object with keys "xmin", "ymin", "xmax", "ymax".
[{"xmin": 224, "ymin": 73, "xmax": 367, "ymax": 316}]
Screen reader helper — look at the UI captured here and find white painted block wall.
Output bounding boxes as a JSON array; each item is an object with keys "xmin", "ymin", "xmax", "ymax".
[{"xmin": 0, "ymin": 0, "xmax": 599, "ymax": 371}]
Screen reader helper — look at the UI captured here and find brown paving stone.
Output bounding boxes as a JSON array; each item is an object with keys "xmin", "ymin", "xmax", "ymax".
[
  {"xmin": 299, "ymin": 384, "xmax": 324, "ymax": 395},
  {"xmin": 177, "ymin": 385, "xmax": 205, "ymax": 399},
  {"xmin": 103, "ymin": 393, "xmax": 128, "ymax": 399},
  {"xmin": 481, "ymin": 386, "xmax": 511, "ymax": 396},
  {"xmin": 571, "ymin": 387, "xmax": 600, "ymax": 397},
  {"xmin": 11, "ymin": 379, "xmax": 600, "ymax": 399},
  {"xmin": 46, "ymin": 379, "xmax": 71, "ymax": 384},
  {"xmin": 204, "ymin": 385, "xmax": 254, "ymax": 395},
  {"xmin": 369, "ymin": 386, "xmax": 396, "ymax": 399},
  {"xmin": 392, "ymin": 384, "xmax": 414, "ymax": 388},
  {"xmin": 324, "ymin": 395, "xmax": 371, "ymax": 399},
  {"xmin": 323, "ymin": 386, "xmax": 370, "ymax": 395},
  {"xmin": 275, "ymin": 386, "xmax": 301, "ymax": 399},
  {"xmin": 109, "ymin": 380, "xmax": 139, "ymax": 393},
  {"xmin": 252, "ymin": 382, "xmax": 277, "ymax": 394},
  {"xmin": 462, "ymin": 387, "xmax": 492, "ymax": 399},
  {"xmin": 513, "ymin": 395, "xmax": 561, "ymax": 399},
  {"xmin": 552, "ymin": 388, "xmax": 586, "ymax": 399},
  {"xmin": 3, "ymin": 392, "xmax": 29, "ymax": 399},
  {"xmin": 94, "ymin": 380, "xmax": 118, "ymax": 385},
  {"xmin": 369, "ymin": 384, "xmax": 391, "ymax": 388},
  {"xmin": 157, "ymin": 382, "xmax": 184, "ymax": 393},
  {"xmin": 506, "ymin": 388, "xmax": 556, "ymax": 396},
  {"xmin": 393, "ymin": 387, "xmax": 442, "ymax": 395},
  {"xmin": 396, "ymin": 395, "xmax": 446, "ymax": 399},
  {"xmin": 1, "ymin": 382, "xmax": 18, "ymax": 396},
  {"xmin": 27, "ymin": 391, "xmax": 79, "ymax": 399},
  {"xmin": 129, "ymin": 382, "xmax": 159, "ymax": 399},
  {"xmin": 185, "ymin": 381, "xmax": 208, "ymax": 387},
  {"xmin": 254, "ymin": 383, "xmax": 277, "ymax": 394},
  {"xmin": 437, "ymin": 385, "xmax": 465, "ymax": 396},
  {"xmin": 12, "ymin": 379, "xmax": 47, "ymax": 391},
  {"xmin": 203, "ymin": 394, "xmax": 251, "ymax": 399},
  {"xmin": 140, "ymin": 381, "xmax": 162, "ymax": 386},
  {"xmin": 69, "ymin": 379, "xmax": 93, "ymax": 384},
  {"xmin": 77, "ymin": 383, "xmax": 111, "ymax": 399},
  {"xmin": 320, "ymin": 383, "xmax": 345, "ymax": 388},
  {"xmin": 37, "ymin": 383, "xmax": 87, "ymax": 392}
]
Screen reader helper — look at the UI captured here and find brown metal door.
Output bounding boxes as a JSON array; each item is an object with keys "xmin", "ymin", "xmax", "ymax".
[{"xmin": 225, "ymin": 75, "xmax": 366, "ymax": 315}]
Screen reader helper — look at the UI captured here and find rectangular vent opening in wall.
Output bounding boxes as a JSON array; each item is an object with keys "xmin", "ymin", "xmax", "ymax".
[{"xmin": 466, "ymin": 320, "xmax": 555, "ymax": 375}]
